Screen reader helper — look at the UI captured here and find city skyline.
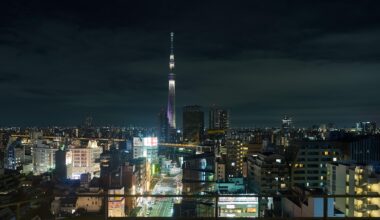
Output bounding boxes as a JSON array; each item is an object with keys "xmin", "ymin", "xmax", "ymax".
[
  {"xmin": 1, "ymin": 1, "xmax": 380, "ymax": 127},
  {"xmin": 1, "ymin": 1, "xmax": 380, "ymax": 219}
]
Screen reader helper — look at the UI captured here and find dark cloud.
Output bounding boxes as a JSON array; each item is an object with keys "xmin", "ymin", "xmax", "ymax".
[
  {"xmin": 0, "ymin": 72, "xmax": 20, "ymax": 83},
  {"xmin": 0, "ymin": 0, "xmax": 380, "ymax": 127}
]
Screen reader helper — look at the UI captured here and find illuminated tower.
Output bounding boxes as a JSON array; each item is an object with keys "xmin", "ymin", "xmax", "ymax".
[{"xmin": 167, "ymin": 32, "xmax": 176, "ymax": 129}]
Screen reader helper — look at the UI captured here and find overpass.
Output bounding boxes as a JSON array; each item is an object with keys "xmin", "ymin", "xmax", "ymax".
[{"xmin": 10, "ymin": 134, "xmax": 198, "ymax": 149}]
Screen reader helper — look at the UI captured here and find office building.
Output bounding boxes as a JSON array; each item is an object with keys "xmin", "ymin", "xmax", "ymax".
[
  {"xmin": 5, "ymin": 138, "xmax": 23, "ymax": 170},
  {"xmin": 158, "ymin": 108, "xmax": 168, "ymax": 142},
  {"xmin": 290, "ymin": 140, "xmax": 342, "ymax": 188},
  {"xmin": 356, "ymin": 122, "xmax": 377, "ymax": 135},
  {"xmin": 70, "ymin": 148, "xmax": 96, "ymax": 179},
  {"xmin": 182, "ymin": 153, "xmax": 215, "ymax": 193},
  {"xmin": 132, "ymin": 137, "xmax": 158, "ymax": 163},
  {"xmin": 209, "ymin": 107, "xmax": 229, "ymax": 130},
  {"xmin": 348, "ymin": 135, "xmax": 380, "ymax": 163},
  {"xmin": 282, "ymin": 116, "xmax": 292, "ymax": 130},
  {"xmin": 33, "ymin": 140, "xmax": 58, "ymax": 175},
  {"xmin": 182, "ymin": 105, "xmax": 204, "ymax": 144},
  {"xmin": 215, "ymin": 157, "xmax": 226, "ymax": 182},
  {"xmin": 68, "ymin": 140, "xmax": 102, "ymax": 179},
  {"xmin": 55, "ymin": 147, "xmax": 67, "ymax": 180},
  {"xmin": 247, "ymin": 153, "xmax": 288, "ymax": 194}
]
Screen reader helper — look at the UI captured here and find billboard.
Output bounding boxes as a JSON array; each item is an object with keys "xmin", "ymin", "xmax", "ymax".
[
  {"xmin": 133, "ymin": 137, "xmax": 158, "ymax": 147},
  {"xmin": 143, "ymin": 137, "xmax": 158, "ymax": 147}
]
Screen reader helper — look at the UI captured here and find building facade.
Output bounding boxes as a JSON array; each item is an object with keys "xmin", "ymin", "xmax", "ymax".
[
  {"xmin": 182, "ymin": 105, "xmax": 204, "ymax": 144},
  {"xmin": 209, "ymin": 107, "xmax": 229, "ymax": 130},
  {"xmin": 327, "ymin": 162, "xmax": 380, "ymax": 217},
  {"xmin": 226, "ymin": 140, "xmax": 248, "ymax": 178},
  {"xmin": 247, "ymin": 153, "xmax": 288, "ymax": 194},
  {"xmin": 108, "ymin": 187, "xmax": 125, "ymax": 217},
  {"xmin": 33, "ymin": 140, "xmax": 58, "ymax": 175},
  {"xmin": 290, "ymin": 140, "xmax": 342, "ymax": 188}
]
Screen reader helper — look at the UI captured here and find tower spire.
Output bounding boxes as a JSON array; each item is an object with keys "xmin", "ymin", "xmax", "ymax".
[
  {"xmin": 170, "ymin": 32, "xmax": 174, "ymax": 54},
  {"xmin": 169, "ymin": 32, "xmax": 175, "ymax": 71},
  {"xmin": 167, "ymin": 32, "xmax": 176, "ymax": 130}
]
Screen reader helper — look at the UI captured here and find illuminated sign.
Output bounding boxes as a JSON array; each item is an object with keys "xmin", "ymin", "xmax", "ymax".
[
  {"xmin": 134, "ymin": 137, "xmax": 158, "ymax": 147},
  {"xmin": 226, "ymin": 205, "xmax": 235, "ymax": 209},
  {"xmin": 219, "ymin": 195, "xmax": 258, "ymax": 204},
  {"xmin": 143, "ymin": 137, "xmax": 158, "ymax": 147}
]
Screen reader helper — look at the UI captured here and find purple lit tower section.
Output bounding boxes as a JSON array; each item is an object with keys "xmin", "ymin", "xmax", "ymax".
[{"xmin": 167, "ymin": 32, "xmax": 176, "ymax": 129}]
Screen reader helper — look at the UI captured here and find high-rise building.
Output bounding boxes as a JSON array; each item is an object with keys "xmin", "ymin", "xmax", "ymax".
[
  {"xmin": 5, "ymin": 139, "xmax": 20, "ymax": 170},
  {"xmin": 182, "ymin": 105, "xmax": 204, "ymax": 144},
  {"xmin": 182, "ymin": 153, "xmax": 215, "ymax": 193},
  {"xmin": 347, "ymin": 135, "xmax": 380, "ymax": 163},
  {"xmin": 132, "ymin": 137, "xmax": 158, "ymax": 163},
  {"xmin": 100, "ymin": 147, "xmax": 121, "ymax": 188},
  {"xmin": 4, "ymin": 137, "xmax": 32, "ymax": 172},
  {"xmin": 282, "ymin": 116, "xmax": 292, "ymax": 130},
  {"xmin": 55, "ymin": 147, "xmax": 67, "ymax": 180},
  {"xmin": 209, "ymin": 107, "xmax": 229, "ymax": 130},
  {"xmin": 290, "ymin": 140, "xmax": 342, "ymax": 188},
  {"xmin": 158, "ymin": 108, "xmax": 168, "ymax": 142},
  {"xmin": 356, "ymin": 121, "xmax": 377, "ymax": 135},
  {"xmin": 247, "ymin": 153, "xmax": 288, "ymax": 194},
  {"xmin": 0, "ymin": 132, "xmax": 10, "ymax": 175},
  {"xmin": 167, "ymin": 32, "xmax": 176, "ymax": 130},
  {"xmin": 215, "ymin": 157, "xmax": 226, "ymax": 182},
  {"xmin": 327, "ymin": 162, "xmax": 380, "ymax": 217},
  {"xmin": 33, "ymin": 140, "xmax": 58, "ymax": 175},
  {"xmin": 226, "ymin": 140, "xmax": 248, "ymax": 178}
]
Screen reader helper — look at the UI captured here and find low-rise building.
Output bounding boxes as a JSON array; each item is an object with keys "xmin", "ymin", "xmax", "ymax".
[
  {"xmin": 59, "ymin": 197, "xmax": 78, "ymax": 215},
  {"xmin": 108, "ymin": 187, "xmax": 125, "ymax": 217},
  {"xmin": 218, "ymin": 195, "xmax": 259, "ymax": 217},
  {"xmin": 282, "ymin": 187, "xmax": 343, "ymax": 217},
  {"xmin": 76, "ymin": 188, "xmax": 103, "ymax": 213},
  {"xmin": 217, "ymin": 177, "xmax": 245, "ymax": 194}
]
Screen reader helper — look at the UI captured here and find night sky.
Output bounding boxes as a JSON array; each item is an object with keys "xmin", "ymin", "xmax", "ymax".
[{"xmin": 1, "ymin": 0, "xmax": 380, "ymax": 127}]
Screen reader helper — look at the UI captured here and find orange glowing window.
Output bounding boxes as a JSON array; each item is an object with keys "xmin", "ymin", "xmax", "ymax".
[{"xmin": 247, "ymin": 207, "xmax": 257, "ymax": 213}]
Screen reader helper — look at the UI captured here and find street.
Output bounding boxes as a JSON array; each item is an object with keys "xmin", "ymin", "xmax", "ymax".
[{"xmin": 137, "ymin": 173, "xmax": 182, "ymax": 217}]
